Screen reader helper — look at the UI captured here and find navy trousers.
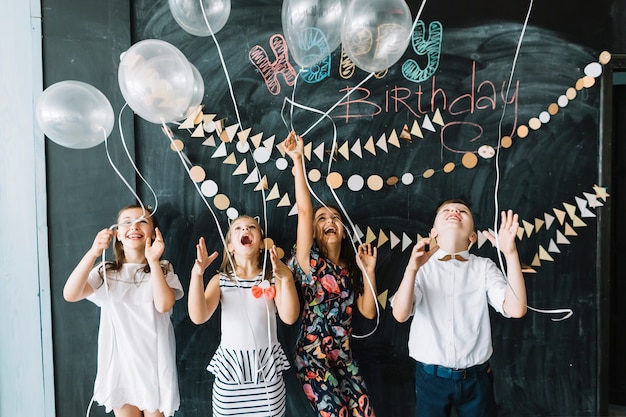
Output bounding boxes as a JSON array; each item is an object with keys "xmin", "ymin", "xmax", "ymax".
[{"xmin": 414, "ymin": 361, "xmax": 498, "ymax": 417}]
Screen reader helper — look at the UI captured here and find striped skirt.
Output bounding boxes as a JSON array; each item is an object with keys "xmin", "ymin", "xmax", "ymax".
[{"xmin": 212, "ymin": 376, "xmax": 287, "ymax": 417}]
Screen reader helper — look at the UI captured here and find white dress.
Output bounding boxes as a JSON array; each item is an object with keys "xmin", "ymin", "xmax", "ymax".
[
  {"xmin": 87, "ymin": 262, "xmax": 184, "ymax": 416},
  {"xmin": 207, "ymin": 273, "xmax": 291, "ymax": 417}
]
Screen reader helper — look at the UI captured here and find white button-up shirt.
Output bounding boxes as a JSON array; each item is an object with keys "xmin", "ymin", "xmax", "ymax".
[{"xmin": 393, "ymin": 248, "xmax": 508, "ymax": 369}]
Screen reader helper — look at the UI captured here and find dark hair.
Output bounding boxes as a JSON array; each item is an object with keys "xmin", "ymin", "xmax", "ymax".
[
  {"xmin": 96, "ymin": 204, "xmax": 169, "ymax": 286},
  {"xmin": 312, "ymin": 204, "xmax": 363, "ymax": 294}
]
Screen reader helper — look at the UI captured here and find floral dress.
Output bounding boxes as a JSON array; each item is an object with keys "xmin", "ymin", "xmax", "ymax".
[{"xmin": 289, "ymin": 244, "xmax": 375, "ymax": 417}]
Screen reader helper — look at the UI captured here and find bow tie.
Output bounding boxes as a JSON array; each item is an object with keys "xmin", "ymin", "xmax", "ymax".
[
  {"xmin": 438, "ymin": 253, "xmax": 468, "ymax": 262},
  {"xmin": 251, "ymin": 283, "xmax": 276, "ymax": 299}
]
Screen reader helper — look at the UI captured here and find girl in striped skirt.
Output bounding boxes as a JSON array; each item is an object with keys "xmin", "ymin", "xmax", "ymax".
[{"xmin": 188, "ymin": 215, "xmax": 300, "ymax": 416}]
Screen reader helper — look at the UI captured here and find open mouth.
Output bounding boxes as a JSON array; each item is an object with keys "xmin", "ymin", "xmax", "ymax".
[
  {"xmin": 324, "ymin": 226, "xmax": 337, "ymax": 235},
  {"xmin": 241, "ymin": 235, "xmax": 252, "ymax": 245}
]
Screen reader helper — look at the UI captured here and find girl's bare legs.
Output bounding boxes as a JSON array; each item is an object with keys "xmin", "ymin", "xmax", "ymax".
[{"xmin": 114, "ymin": 404, "xmax": 164, "ymax": 417}]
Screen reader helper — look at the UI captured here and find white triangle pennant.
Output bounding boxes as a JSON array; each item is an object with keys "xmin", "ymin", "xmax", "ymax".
[
  {"xmin": 575, "ymin": 196, "xmax": 596, "ymax": 218},
  {"xmin": 211, "ymin": 141, "xmax": 228, "ymax": 158},
  {"xmin": 401, "ymin": 232, "xmax": 412, "ymax": 251},
  {"xmin": 243, "ymin": 167, "xmax": 260, "ymax": 184},
  {"xmin": 389, "ymin": 231, "xmax": 400, "ymax": 249},
  {"xmin": 422, "ymin": 114, "xmax": 436, "ymax": 132},
  {"xmin": 376, "ymin": 133, "xmax": 388, "ymax": 153},
  {"xmin": 313, "ymin": 142, "xmax": 325, "ymax": 162},
  {"xmin": 351, "ymin": 138, "xmax": 363, "ymax": 159}
]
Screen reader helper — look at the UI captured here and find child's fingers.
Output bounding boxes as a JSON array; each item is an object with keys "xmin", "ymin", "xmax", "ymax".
[{"xmin": 207, "ymin": 250, "xmax": 219, "ymax": 264}]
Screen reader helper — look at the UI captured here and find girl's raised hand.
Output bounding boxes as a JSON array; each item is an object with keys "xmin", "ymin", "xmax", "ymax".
[
  {"xmin": 193, "ymin": 237, "xmax": 219, "ymax": 276},
  {"xmin": 282, "ymin": 131, "xmax": 304, "ymax": 161},
  {"xmin": 145, "ymin": 227, "xmax": 165, "ymax": 263},
  {"xmin": 269, "ymin": 245, "xmax": 292, "ymax": 280},
  {"xmin": 89, "ymin": 228, "xmax": 114, "ymax": 258},
  {"xmin": 356, "ymin": 243, "xmax": 377, "ymax": 274}
]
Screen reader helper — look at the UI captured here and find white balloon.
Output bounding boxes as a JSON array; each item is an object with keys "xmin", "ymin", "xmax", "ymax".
[
  {"xmin": 341, "ymin": 0, "xmax": 412, "ymax": 73},
  {"xmin": 182, "ymin": 62, "xmax": 205, "ymax": 119},
  {"xmin": 118, "ymin": 39, "xmax": 195, "ymax": 124},
  {"xmin": 281, "ymin": 0, "xmax": 345, "ymax": 67},
  {"xmin": 169, "ymin": 0, "xmax": 231, "ymax": 37},
  {"xmin": 36, "ymin": 80, "xmax": 114, "ymax": 149}
]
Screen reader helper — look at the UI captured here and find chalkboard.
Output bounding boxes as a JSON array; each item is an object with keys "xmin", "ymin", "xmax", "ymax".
[{"xmin": 44, "ymin": 0, "xmax": 622, "ymax": 416}]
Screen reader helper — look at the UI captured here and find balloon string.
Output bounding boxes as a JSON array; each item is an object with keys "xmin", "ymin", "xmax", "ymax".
[
  {"xmin": 104, "ymin": 105, "xmax": 151, "ymax": 214},
  {"xmin": 102, "ymin": 104, "xmax": 162, "ymax": 296},
  {"xmin": 409, "ymin": 0, "xmax": 428, "ymax": 39},
  {"xmin": 277, "ymin": 0, "xmax": 434, "ymax": 337},
  {"xmin": 199, "ymin": 0, "xmax": 269, "ymax": 274},
  {"xmin": 283, "ymin": 99, "xmax": 379, "ymax": 338},
  {"xmin": 488, "ymin": 0, "xmax": 571, "ymax": 321},
  {"xmin": 159, "ymin": 120, "xmax": 235, "ymax": 273},
  {"xmin": 199, "ymin": 0, "xmax": 242, "ymax": 133},
  {"xmin": 298, "ymin": 72, "xmax": 375, "ymax": 138},
  {"xmin": 115, "ymin": 103, "xmax": 159, "ymax": 216}
]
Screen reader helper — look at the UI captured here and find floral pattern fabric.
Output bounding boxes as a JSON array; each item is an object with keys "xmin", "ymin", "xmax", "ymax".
[{"xmin": 289, "ymin": 244, "xmax": 375, "ymax": 417}]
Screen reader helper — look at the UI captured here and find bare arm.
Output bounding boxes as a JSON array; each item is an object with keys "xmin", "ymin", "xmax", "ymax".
[
  {"xmin": 270, "ymin": 246, "xmax": 300, "ymax": 324},
  {"xmin": 483, "ymin": 210, "xmax": 527, "ymax": 318},
  {"xmin": 187, "ymin": 237, "xmax": 221, "ymax": 324},
  {"xmin": 391, "ymin": 238, "xmax": 436, "ymax": 322},
  {"xmin": 355, "ymin": 243, "xmax": 378, "ymax": 319},
  {"xmin": 145, "ymin": 228, "xmax": 176, "ymax": 313},
  {"xmin": 283, "ymin": 131, "xmax": 313, "ymax": 274},
  {"xmin": 63, "ymin": 228, "xmax": 113, "ymax": 302}
]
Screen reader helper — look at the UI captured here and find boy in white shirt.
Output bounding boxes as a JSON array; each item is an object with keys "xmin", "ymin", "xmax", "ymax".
[{"xmin": 391, "ymin": 199, "xmax": 527, "ymax": 417}]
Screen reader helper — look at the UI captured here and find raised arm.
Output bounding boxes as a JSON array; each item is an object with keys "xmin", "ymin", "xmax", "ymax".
[
  {"xmin": 269, "ymin": 245, "xmax": 300, "ymax": 324},
  {"xmin": 187, "ymin": 237, "xmax": 221, "ymax": 324},
  {"xmin": 145, "ymin": 227, "xmax": 176, "ymax": 313},
  {"xmin": 283, "ymin": 131, "xmax": 314, "ymax": 274},
  {"xmin": 63, "ymin": 228, "xmax": 113, "ymax": 302},
  {"xmin": 391, "ymin": 238, "xmax": 436, "ymax": 322},
  {"xmin": 483, "ymin": 210, "xmax": 527, "ymax": 318},
  {"xmin": 355, "ymin": 243, "xmax": 379, "ymax": 319}
]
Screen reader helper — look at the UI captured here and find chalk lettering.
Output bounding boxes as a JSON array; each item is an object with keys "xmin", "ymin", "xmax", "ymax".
[
  {"xmin": 339, "ymin": 46, "xmax": 356, "ymax": 79},
  {"xmin": 249, "ymin": 34, "xmax": 297, "ymax": 95},
  {"xmin": 402, "ymin": 21, "xmax": 443, "ymax": 84},
  {"xmin": 336, "ymin": 86, "xmax": 382, "ymax": 122}
]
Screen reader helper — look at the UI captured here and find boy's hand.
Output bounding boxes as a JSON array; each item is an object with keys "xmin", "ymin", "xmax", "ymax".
[
  {"xmin": 407, "ymin": 238, "xmax": 438, "ymax": 272},
  {"xmin": 483, "ymin": 209, "xmax": 519, "ymax": 255}
]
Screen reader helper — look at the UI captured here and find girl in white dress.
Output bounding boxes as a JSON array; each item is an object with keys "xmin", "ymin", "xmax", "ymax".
[
  {"xmin": 63, "ymin": 205, "xmax": 184, "ymax": 417},
  {"xmin": 188, "ymin": 215, "xmax": 299, "ymax": 417}
]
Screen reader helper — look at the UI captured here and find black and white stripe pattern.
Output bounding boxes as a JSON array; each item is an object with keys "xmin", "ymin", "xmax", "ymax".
[
  {"xmin": 207, "ymin": 344, "xmax": 290, "ymax": 384},
  {"xmin": 212, "ymin": 376, "xmax": 286, "ymax": 416}
]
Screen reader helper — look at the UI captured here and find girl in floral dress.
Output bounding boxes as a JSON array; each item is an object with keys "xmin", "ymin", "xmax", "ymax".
[
  {"xmin": 188, "ymin": 215, "xmax": 299, "ymax": 416},
  {"xmin": 283, "ymin": 132, "xmax": 378, "ymax": 417}
]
